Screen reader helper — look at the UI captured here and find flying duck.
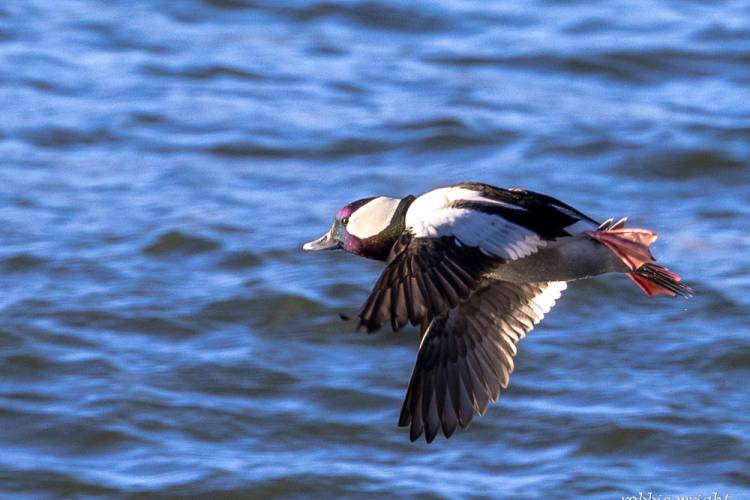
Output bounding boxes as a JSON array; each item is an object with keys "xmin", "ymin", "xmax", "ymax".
[{"xmin": 303, "ymin": 182, "xmax": 691, "ymax": 443}]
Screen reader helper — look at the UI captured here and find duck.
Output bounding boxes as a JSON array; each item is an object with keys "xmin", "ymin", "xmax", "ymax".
[{"xmin": 302, "ymin": 182, "xmax": 691, "ymax": 443}]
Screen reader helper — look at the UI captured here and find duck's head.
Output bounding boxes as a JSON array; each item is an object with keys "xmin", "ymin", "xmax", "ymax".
[{"xmin": 303, "ymin": 195, "xmax": 415, "ymax": 261}]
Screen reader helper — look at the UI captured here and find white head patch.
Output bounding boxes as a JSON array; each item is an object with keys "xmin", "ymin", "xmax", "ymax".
[{"xmin": 347, "ymin": 197, "xmax": 401, "ymax": 239}]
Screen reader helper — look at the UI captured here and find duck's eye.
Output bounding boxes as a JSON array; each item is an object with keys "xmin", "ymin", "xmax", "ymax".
[{"xmin": 341, "ymin": 217, "xmax": 349, "ymax": 226}]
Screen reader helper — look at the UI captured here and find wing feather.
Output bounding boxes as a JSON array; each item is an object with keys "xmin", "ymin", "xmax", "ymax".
[
  {"xmin": 400, "ymin": 280, "xmax": 567, "ymax": 443},
  {"xmin": 358, "ymin": 232, "xmax": 500, "ymax": 332}
]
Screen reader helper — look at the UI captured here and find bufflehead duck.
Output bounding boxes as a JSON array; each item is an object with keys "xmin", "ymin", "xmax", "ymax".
[{"xmin": 303, "ymin": 182, "xmax": 691, "ymax": 443}]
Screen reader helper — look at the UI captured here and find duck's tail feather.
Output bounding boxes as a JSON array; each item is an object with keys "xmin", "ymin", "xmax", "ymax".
[
  {"xmin": 629, "ymin": 263, "xmax": 693, "ymax": 298},
  {"xmin": 585, "ymin": 227, "xmax": 692, "ymax": 298}
]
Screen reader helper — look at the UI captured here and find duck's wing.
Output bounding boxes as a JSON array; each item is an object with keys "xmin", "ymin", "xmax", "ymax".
[
  {"xmin": 399, "ymin": 280, "xmax": 567, "ymax": 443},
  {"xmin": 357, "ymin": 231, "xmax": 501, "ymax": 332},
  {"xmin": 357, "ymin": 184, "xmax": 590, "ymax": 332},
  {"xmin": 456, "ymin": 182, "xmax": 600, "ymax": 229}
]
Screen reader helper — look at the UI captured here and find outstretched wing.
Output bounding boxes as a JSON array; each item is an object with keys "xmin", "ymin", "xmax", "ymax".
[
  {"xmin": 358, "ymin": 184, "xmax": 590, "ymax": 332},
  {"xmin": 357, "ymin": 231, "xmax": 501, "ymax": 332},
  {"xmin": 399, "ymin": 280, "xmax": 567, "ymax": 443}
]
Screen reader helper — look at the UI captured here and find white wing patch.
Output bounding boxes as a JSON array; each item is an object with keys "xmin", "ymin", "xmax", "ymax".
[
  {"xmin": 525, "ymin": 280, "xmax": 567, "ymax": 325},
  {"xmin": 347, "ymin": 196, "xmax": 401, "ymax": 239},
  {"xmin": 405, "ymin": 187, "xmax": 545, "ymax": 261},
  {"xmin": 485, "ymin": 280, "xmax": 567, "ymax": 345},
  {"xmin": 407, "ymin": 187, "xmax": 524, "ymax": 218}
]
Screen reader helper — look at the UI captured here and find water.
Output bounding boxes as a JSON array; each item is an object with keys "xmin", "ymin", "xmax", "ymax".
[{"xmin": 1, "ymin": 0, "xmax": 749, "ymax": 497}]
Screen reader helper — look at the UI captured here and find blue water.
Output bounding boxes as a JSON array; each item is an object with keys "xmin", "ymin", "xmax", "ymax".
[{"xmin": 1, "ymin": 0, "xmax": 749, "ymax": 497}]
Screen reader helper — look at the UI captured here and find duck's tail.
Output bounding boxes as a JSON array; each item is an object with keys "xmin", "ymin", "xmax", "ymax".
[
  {"xmin": 629, "ymin": 262, "xmax": 692, "ymax": 298},
  {"xmin": 585, "ymin": 221, "xmax": 692, "ymax": 298}
]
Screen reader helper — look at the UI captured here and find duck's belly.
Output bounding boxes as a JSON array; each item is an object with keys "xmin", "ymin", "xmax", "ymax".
[{"xmin": 488, "ymin": 235, "xmax": 629, "ymax": 284}]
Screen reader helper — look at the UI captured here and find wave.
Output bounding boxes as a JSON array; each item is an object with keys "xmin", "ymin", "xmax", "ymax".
[
  {"xmin": 142, "ymin": 230, "xmax": 221, "ymax": 256},
  {"xmin": 424, "ymin": 49, "xmax": 750, "ymax": 84},
  {"xmin": 140, "ymin": 63, "xmax": 263, "ymax": 82},
  {"xmin": 616, "ymin": 149, "xmax": 746, "ymax": 180},
  {"xmin": 201, "ymin": 0, "xmax": 452, "ymax": 33},
  {"xmin": 0, "ymin": 253, "xmax": 47, "ymax": 272},
  {"xmin": 21, "ymin": 126, "xmax": 120, "ymax": 149}
]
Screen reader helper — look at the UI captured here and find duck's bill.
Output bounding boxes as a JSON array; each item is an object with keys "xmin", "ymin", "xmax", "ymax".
[{"xmin": 302, "ymin": 230, "xmax": 340, "ymax": 251}]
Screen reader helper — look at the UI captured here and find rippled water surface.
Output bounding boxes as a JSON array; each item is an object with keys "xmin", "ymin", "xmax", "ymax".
[{"xmin": 1, "ymin": 0, "xmax": 749, "ymax": 497}]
